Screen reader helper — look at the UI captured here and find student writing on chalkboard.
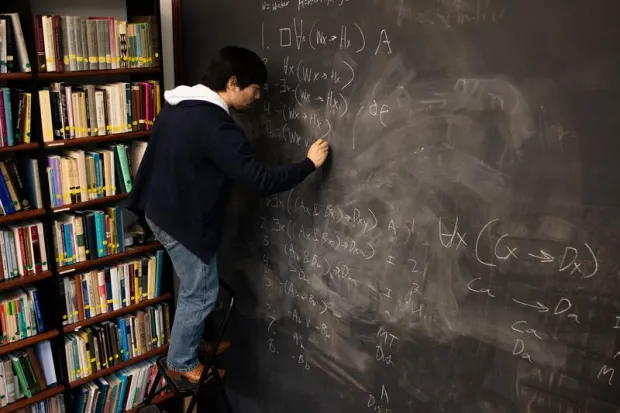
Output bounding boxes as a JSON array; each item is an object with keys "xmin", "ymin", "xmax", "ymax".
[{"xmin": 127, "ymin": 46, "xmax": 329, "ymax": 384}]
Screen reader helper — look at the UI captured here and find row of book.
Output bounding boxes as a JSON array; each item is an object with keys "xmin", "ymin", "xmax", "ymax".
[
  {"xmin": 0, "ymin": 14, "xmax": 30, "ymax": 73},
  {"xmin": 65, "ymin": 304, "xmax": 170, "ymax": 383},
  {"xmin": 74, "ymin": 358, "xmax": 166, "ymax": 413},
  {"xmin": 15, "ymin": 394, "xmax": 65, "ymax": 413},
  {"xmin": 0, "ymin": 221, "xmax": 49, "ymax": 280},
  {"xmin": 53, "ymin": 207, "xmax": 125, "ymax": 267},
  {"xmin": 0, "ymin": 13, "xmax": 161, "ymax": 75},
  {"xmin": 0, "ymin": 340, "xmax": 57, "ymax": 406},
  {"xmin": 47, "ymin": 145, "xmax": 137, "ymax": 207},
  {"xmin": 35, "ymin": 15, "xmax": 160, "ymax": 73},
  {"xmin": 0, "ymin": 287, "xmax": 45, "ymax": 345},
  {"xmin": 40, "ymin": 81, "xmax": 161, "ymax": 143},
  {"xmin": 0, "ymin": 157, "xmax": 42, "ymax": 215},
  {"xmin": 0, "ymin": 89, "xmax": 33, "ymax": 147},
  {"xmin": 60, "ymin": 251, "xmax": 165, "ymax": 326}
]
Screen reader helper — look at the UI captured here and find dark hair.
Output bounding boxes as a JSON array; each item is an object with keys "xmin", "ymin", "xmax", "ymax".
[{"xmin": 201, "ymin": 46, "xmax": 268, "ymax": 91}]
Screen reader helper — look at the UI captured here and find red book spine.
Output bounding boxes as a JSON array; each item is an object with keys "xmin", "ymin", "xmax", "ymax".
[
  {"xmin": 33, "ymin": 16, "xmax": 47, "ymax": 72},
  {"xmin": 128, "ymin": 263, "xmax": 135, "ymax": 304},
  {"xmin": 17, "ymin": 227, "xmax": 28, "ymax": 276},
  {"xmin": 30, "ymin": 225, "xmax": 42, "ymax": 274},
  {"xmin": 0, "ymin": 305, "xmax": 6, "ymax": 344},
  {"xmin": 51, "ymin": 16, "xmax": 64, "ymax": 72}
]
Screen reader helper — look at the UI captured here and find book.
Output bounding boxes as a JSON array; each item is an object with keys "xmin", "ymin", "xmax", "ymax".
[
  {"xmin": 65, "ymin": 305, "xmax": 170, "ymax": 383},
  {"xmin": 53, "ymin": 207, "xmax": 125, "ymax": 267},
  {"xmin": 34, "ymin": 15, "xmax": 159, "ymax": 74},
  {"xmin": 46, "ymin": 146, "xmax": 135, "ymax": 207},
  {"xmin": 60, "ymin": 251, "xmax": 165, "ymax": 325},
  {"xmin": 40, "ymin": 81, "xmax": 160, "ymax": 143},
  {"xmin": 0, "ymin": 341, "xmax": 56, "ymax": 403},
  {"xmin": 0, "ymin": 287, "xmax": 46, "ymax": 344},
  {"xmin": 73, "ymin": 358, "xmax": 166, "ymax": 413},
  {"xmin": 0, "ymin": 222, "xmax": 48, "ymax": 280},
  {"xmin": 0, "ymin": 13, "xmax": 32, "ymax": 72}
]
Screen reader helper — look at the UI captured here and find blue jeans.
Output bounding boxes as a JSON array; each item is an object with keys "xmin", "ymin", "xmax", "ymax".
[{"xmin": 146, "ymin": 218, "xmax": 220, "ymax": 372}]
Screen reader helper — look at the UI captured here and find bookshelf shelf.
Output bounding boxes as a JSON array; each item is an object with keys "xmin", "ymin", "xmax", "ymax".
[
  {"xmin": 0, "ymin": 208, "xmax": 46, "ymax": 225},
  {"xmin": 51, "ymin": 193, "xmax": 129, "ymax": 213},
  {"xmin": 69, "ymin": 344, "xmax": 169, "ymax": 388},
  {"xmin": 56, "ymin": 241, "xmax": 162, "ymax": 275},
  {"xmin": 44, "ymin": 131, "xmax": 150, "ymax": 149},
  {"xmin": 38, "ymin": 67, "xmax": 161, "ymax": 80},
  {"xmin": 0, "ymin": 330, "xmax": 60, "ymax": 357},
  {"xmin": 125, "ymin": 391, "xmax": 175, "ymax": 413},
  {"xmin": 0, "ymin": 142, "xmax": 40, "ymax": 154},
  {"xmin": 0, "ymin": 385, "xmax": 65, "ymax": 413},
  {"xmin": 0, "ymin": 73, "xmax": 32, "ymax": 81},
  {"xmin": 63, "ymin": 292, "xmax": 173, "ymax": 333},
  {"xmin": 0, "ymin": 271, "xmax": 53, "ymax": 293}
]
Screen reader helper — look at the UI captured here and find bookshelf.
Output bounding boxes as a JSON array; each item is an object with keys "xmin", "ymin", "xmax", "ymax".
[
  {"xmin": 63, "ymin": 292, "xmax": 172, "ymax": 333},
  {"xmin": 0, "ymin": 207, "xmax": 46, "ymax": 224},
  {"xmin": 0, "ymin": 385, "xmax": 65, "ymax": 413},
  {"xmin": 0, "ymin": 330, "xmax": 59, "ymax": 357},
  {"xmin": 0, "ymin": 269, "xmax": 52, "ymax": 292},
  {"xmin": 50, "ymin": 193, "xmax": 129, "ymax": 212},
  {"xmin": 0, "ymin": 73, "xmax": 32, "ymax": 81},
  {"xmin": 0, "ymin": 0, "xmax": 177, "ymax": 412},
  {"xmin": 38, "ymin": 67, "xmax": 160, "ymax": 80},
  {"xmin": 0, "ymin": 142, "xmax": 40, "ymax": 153},
  {"xmin": 69, "ymin": 344, "xmax": 168, "ymax": 389},
  {"xmin": 56, "ymin": 240, "xmax": 161, "ymax": 274},
  {"xmin": 45, "ymin": 130, "xmax": 150, "ymax": 148}
]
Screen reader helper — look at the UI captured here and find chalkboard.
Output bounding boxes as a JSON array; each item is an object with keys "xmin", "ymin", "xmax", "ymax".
[{"xmin": 179, "ymin": 1, "xmax": 620, "ymax": 412}]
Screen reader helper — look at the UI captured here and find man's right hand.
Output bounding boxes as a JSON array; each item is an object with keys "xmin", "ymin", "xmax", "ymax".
[{"xmin": 307, "ymin": 138, "xmax": 330, "ymax": 168}]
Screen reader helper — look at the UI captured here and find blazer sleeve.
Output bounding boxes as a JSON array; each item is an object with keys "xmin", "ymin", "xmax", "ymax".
[{"xmin": 205, "ymin": 120, "xmax": 316, "ymax": 195}]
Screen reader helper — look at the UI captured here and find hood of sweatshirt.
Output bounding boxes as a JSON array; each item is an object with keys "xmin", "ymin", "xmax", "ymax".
[{"xmin": 163, "ymin": 84, "xmax": 229, "ymax": 114}]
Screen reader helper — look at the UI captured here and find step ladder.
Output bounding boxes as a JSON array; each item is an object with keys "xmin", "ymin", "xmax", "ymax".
[{"xmin": 140, "ymin": 279, "xmax": 236, "ymax": 413}]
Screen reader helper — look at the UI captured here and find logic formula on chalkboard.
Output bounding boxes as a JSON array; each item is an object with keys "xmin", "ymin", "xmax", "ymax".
[{"xmin": 199, "ymin": 1, "xmax": 620, "ymax": 412}]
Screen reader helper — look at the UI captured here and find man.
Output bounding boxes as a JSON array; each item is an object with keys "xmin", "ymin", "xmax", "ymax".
[{"xmin": 127, "ymin": 46, "xmax": 329, "ymax": 384}]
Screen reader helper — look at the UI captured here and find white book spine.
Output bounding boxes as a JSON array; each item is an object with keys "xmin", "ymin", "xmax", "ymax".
[
  {"xmin": 2, "ymin": 14, "xmax": 32, "ymax": 72},
  {"xmin": 42, "ymin": 16, "xmax": 56, "ymax": 72}
]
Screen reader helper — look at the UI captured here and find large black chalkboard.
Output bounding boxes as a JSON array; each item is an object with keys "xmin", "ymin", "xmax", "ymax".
[{"xmin": 179, "ymin": 1, "xmax": 620, "ymax": 412}]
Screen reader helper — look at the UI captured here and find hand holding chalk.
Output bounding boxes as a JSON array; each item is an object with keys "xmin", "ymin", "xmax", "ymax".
[{"xmin": 307, "ymin": 138, "xmax": 330, "ymax": 168}]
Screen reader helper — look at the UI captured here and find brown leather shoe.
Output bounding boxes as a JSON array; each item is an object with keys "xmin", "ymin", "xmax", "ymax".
[
  {"xmin": 199, "ymin": 339, "xmax": 231, "ymax": 356},
  {"xmin": 166, "ymin": 363, "xmax": 226, "ymax": 385},
  {"xmin": 166, "ymin": 363, "xmax": 205, "ymax": 384}
]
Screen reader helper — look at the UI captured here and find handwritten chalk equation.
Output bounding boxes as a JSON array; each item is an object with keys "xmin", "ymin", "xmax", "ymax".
[
  {"xmin": 261, "ymin": 0, "xmax": 290, "ymax": 12},
  {"xmin": 298, "ymin": 0, "xmax": 350, "ymax": 11},
  {"xmin": 396, "ymin": 0, "xmax": 506, "ymax": 28},
  {"xmin": 262, "ymin": 18, "xmax": 392, "ymax": 55}
]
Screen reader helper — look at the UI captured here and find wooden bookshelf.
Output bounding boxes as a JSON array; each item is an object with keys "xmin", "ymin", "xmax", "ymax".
[
  {"xmin": 0, "ymin": 385, "xmax": 65, "ymax": 413},
  {"xmin": 0, "ymin": 1, "xmax": 175, "ymax": 411},
  {"xmin": 44, "ymin": 131, "xmax": 150, "ymax": 149},
  {"xmin": 51, "ymin": 193, "xmax": 129, "ymax": 213},
  {"xmin": 0, "ymin": 208, "xmax": 46, "ymax": 225},
  {"xmin": 56, "ymin": 241, "xmax": 162, "ymax": 275},
  {"xmin": 63, "ymin": 293, "xmax": 172, "ymax": 332},
  {"xmin": 0, "ymin": 142, "xmax": 39, "ymax": 153},
  {"xmin": 0, "ymin": 73, "xmax": 32, "ymax": 81},
  {"xmin": 38, "ymin": 67, "xmax": 161, "ymax": 80},
  {"xmin": 0, "ymin": 271, "xmax": 53, "ymax": 293},
  {"xmin": 0, "ymin": 330, "xmax": 60, "ymax": 357},
  {"xmin": 69, "ymin": 344, "xmax": 169, "ymax": 389},
  {"xmin": 125, "ymin": 391, "xmax": 175, "ymax": 413}
]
